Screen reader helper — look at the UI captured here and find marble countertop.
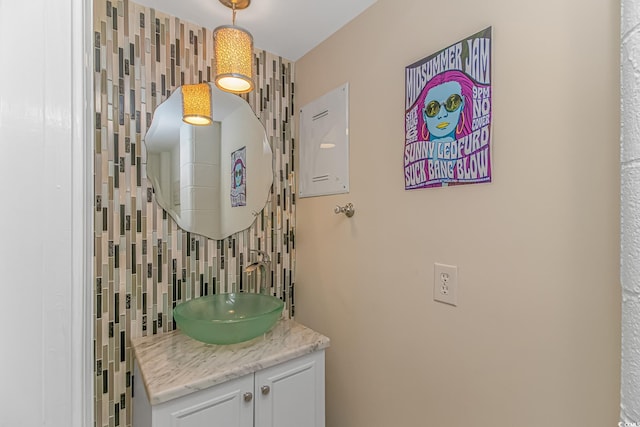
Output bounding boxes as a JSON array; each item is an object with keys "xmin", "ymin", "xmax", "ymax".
[{"xmin": 131, "ymin": 319, "xmax": 330, "ymax": 405}]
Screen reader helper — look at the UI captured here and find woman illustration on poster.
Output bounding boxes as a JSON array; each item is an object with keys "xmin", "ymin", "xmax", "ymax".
[{"xmin": 421, "ymin": 70, "xmax": 474, "ymax": 149}]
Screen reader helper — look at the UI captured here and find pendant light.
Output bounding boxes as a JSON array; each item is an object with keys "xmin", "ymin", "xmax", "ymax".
[
  {"xmin": 182, "ymin": 83, "xmax": 213, "ymax": 125},
  {"xmin": 214, "ymin": 0, "xmax": 255, "ymax": 94}
]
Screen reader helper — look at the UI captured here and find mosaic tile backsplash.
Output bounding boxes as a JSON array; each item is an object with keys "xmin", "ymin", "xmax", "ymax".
[{"xmin": 93, "ymin": 1, "xmax": 296, "ymax": 426}]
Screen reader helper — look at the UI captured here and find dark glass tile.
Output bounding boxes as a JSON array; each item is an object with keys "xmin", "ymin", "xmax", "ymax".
[
  {"xmin": 131, "ymin": 244, "xmax": 136, "ymax": 273},
  {"xmin": 94, "ymin": 48, "xmax": 100, "ymax": 72},
  {"xmin": 142, "ymin": 293, "xmax": 147, "ymax": 315},
  {"xmin": 120, "ymin": 332, "xmax": 125, "ymax": 362},
  {"xmin": 114, "ymin": 293, "xmax": 119, "ymax": 322}
]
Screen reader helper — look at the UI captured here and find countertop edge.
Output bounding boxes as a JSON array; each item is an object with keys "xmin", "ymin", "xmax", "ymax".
[
  {"xmin": 149, "ymin": 337, "xmax": 329, "ymax": 405},
  {"xmin": 132, "ymin": 320, "xmax": 330, "ymax": 406}
]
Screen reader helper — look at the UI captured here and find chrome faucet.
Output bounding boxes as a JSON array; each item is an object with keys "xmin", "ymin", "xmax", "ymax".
[{"xmin": 245, "ymin": 250, "xmax": 271, "ymax": 295}]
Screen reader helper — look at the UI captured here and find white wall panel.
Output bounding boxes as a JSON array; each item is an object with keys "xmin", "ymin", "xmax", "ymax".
[
  {"xmin": 621, "ymin": 0, "xmax": 640, "ymax": 422},
  {"xmin": 0, "ymin": 0, "xmax": 91, "ymax": 425}
]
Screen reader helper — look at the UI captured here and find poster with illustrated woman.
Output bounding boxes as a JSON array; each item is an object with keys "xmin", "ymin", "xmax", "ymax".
[
  {"xmin": 404, "ymin": 27, "xmax": 492, "ymax": 189},
  {"xmin": 231, "ymin": 147, "xmax": 247, "ymax": 207}
]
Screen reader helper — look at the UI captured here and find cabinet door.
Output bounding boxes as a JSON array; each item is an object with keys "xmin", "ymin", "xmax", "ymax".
[
  {"xmin": 153, "ymin": 374, "xmax": 254, "ymax": 427},
  {"xmin": 254, "ymin": 351, "xmax": 325, "ymax": 427}
]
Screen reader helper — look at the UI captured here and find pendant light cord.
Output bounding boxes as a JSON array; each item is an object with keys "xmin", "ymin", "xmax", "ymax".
[{"xmin": 232, "ymin": 2, "xmax": 237, "ymax": 25}]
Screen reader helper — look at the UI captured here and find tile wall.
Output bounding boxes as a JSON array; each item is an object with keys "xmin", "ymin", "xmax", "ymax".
[{"xmin": 93, "ymin": 1, "xmax": 296, "ymax": 425}]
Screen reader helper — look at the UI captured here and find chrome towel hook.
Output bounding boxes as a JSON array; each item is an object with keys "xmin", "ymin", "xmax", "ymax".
[{"xmin": 334, "ymin": 203, "xmax": 355, "ymax": 218}]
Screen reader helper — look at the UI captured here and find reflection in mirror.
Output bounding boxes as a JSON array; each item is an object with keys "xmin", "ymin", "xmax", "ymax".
[{"xmin": 144, "ymin": 83, "xmax": 273, "ymax": 240}]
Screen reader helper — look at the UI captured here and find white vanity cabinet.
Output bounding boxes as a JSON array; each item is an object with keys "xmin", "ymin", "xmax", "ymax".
[
  {"xmin": 134, "ymin": 373, "xmax": 254, "ymax": 427},
  {"xmin": 133, "ymin": 348, "xmax": 326, "ymax": 427},
  {"xmin": 254, "ymin": 351, "xmax": 325, "ymax": 427}
]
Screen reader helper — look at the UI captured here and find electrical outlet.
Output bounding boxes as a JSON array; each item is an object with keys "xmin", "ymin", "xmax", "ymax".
[{"xmin": 434, "ymin": 263, "xmax": 458, "ymax": 306}]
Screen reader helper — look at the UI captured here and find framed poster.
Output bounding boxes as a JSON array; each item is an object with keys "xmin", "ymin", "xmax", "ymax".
[
  {"xmin": 231, "ymin": 146, "xmax": 247, "ymax": 207},
  {"xmin": 404, "ymin": 27, "xmax": 492, "ymax": 189}
]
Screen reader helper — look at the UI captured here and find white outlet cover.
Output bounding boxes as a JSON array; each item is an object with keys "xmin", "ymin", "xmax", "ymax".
[{"xmin": 434, "ymin": 263, "xmax": 458, "ymax": 306}]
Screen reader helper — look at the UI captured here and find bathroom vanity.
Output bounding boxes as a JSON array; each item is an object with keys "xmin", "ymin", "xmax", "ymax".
[{"xmin": 131, "ymin": 320, "xmax": 329, "ymax": 427}]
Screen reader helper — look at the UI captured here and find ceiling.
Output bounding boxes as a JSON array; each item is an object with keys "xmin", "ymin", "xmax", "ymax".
[{"xmin": 133, "ymin": 0, "xmax": 378, "ymax": 61}]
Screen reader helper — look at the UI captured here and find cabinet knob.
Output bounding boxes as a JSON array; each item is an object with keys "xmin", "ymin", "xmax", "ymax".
[
  {"xmin": 243, "ymin": 392, "xmax": 253, "ymax": 402},
  {"xmin": 261, "ymin": 385, "xmax": 270, "ymax": 395}
]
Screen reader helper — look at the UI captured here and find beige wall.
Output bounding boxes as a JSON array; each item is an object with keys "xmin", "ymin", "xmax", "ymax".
[{"xmin": 294, "ymin": 0, "xmax": 621, "ymax": 426}]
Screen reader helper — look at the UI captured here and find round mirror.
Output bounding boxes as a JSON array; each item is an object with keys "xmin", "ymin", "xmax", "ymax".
[{"xmin": 144, "ymin": 83, "xmax": 273, "ymax": 240}]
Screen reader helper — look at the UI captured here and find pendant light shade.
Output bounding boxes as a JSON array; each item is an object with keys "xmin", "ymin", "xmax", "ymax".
[
  {"xmin": 182, "ymin": 83, "xmax": 212, "ymax": 126},
  {"xmin": 213, "ymin": 0, "xmax": 254, "ymax": 94},
  {"xmin": 214, "ymin": 25, "xmax": 254, "ymax": 93}
]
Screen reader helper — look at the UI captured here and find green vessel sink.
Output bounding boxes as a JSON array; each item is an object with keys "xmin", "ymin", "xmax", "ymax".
[{"xmin": 173, "ymin": 293, "xmax": 284, "ymax": 345}]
